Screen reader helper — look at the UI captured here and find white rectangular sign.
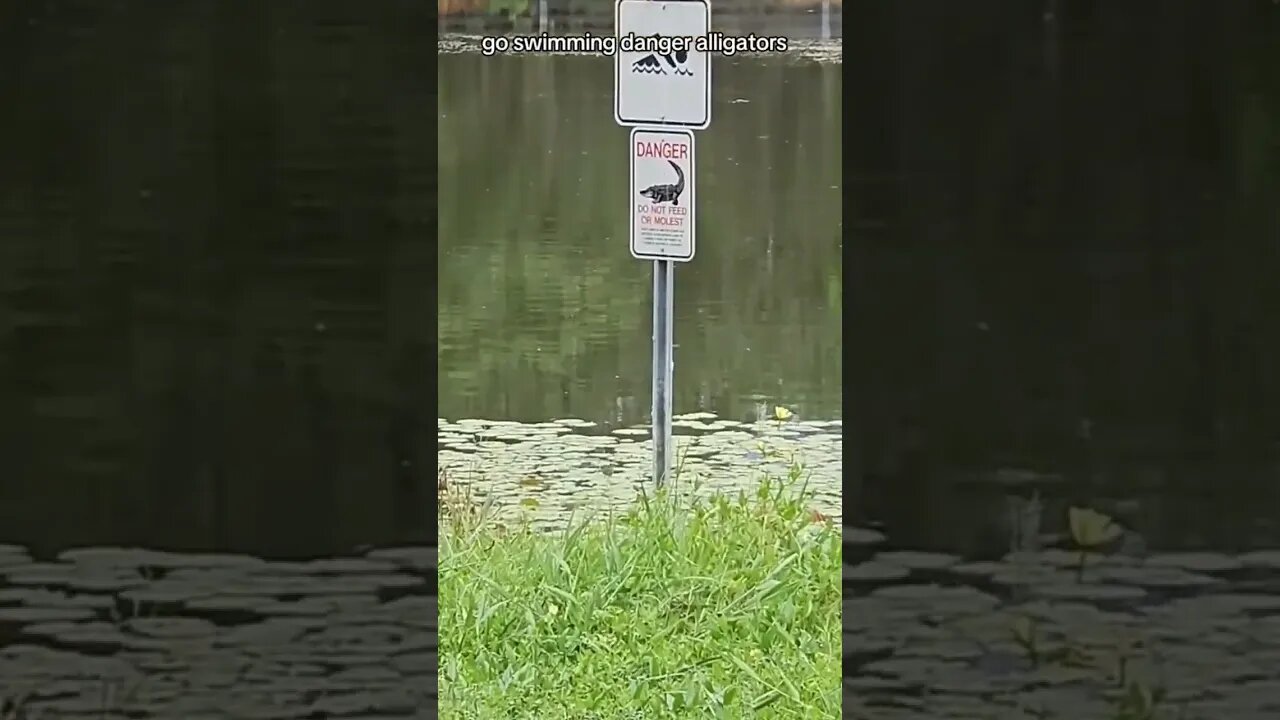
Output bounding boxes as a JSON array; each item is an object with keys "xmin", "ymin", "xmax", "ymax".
[
  {"xmin": 630, "ymin": 128, "xmax": 695, "ymax": 261},
  {"xmin": 614, "ymin": 0, "xmax": 711, "ymax": 129}
]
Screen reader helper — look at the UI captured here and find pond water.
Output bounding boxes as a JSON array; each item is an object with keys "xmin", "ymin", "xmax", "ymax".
[
  {"xmin": 0, "ymin": 3, "xmax": 436, "ymax": 559},
  {"xmin": 437, "ymin": 48, "xmax": 844, "ymax": 427}
]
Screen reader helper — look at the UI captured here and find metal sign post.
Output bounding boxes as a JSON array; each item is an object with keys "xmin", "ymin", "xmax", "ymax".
[
  {"xmin": 651, "ymin": 260, "xmax": 675, "ymax": 485},
  {"xmin": 629, "ymin": 129, "xmax": 694, "ymax": 489},
  {"xmin": 615, "ymin": 0, "xmax": 711, "ymax": 488}
]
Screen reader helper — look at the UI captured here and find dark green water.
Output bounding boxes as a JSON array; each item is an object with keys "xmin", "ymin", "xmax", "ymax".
[
  {"xmin": 438, "ymin": 52, "xmax": 843, "ymax": 426},
  {"xmin": 0, "ymin": 3, "xmax": 434, "ymax": 557},
  {"xmin": 849, "ymin": 0, "xmax": 1280, "ymax": 554}
]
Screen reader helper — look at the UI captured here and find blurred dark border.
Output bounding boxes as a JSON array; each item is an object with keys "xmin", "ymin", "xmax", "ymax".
[
  {"xmin": 846, "ymin": 0, "xmax": 1279, "ymax": 714},
  {"xmin": 1, "ymin": 0, "xmax": 438, "ymax": 714}
]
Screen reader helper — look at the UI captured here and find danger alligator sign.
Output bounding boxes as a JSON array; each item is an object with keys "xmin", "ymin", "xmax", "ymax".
[{"xmin": 630, "ymin": 128, "xmax": 695, "ymax": 262}]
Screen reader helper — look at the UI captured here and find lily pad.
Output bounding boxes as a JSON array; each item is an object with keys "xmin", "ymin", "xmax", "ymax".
[
  {"xmin": 1238, "ymin": 550, "xmax": 1280, "ymax": 569},
  {"xmin": 1097, "ymin": 566, "xmax": 1221, "ymax": 589},
  {"xmin": 875, "ymin": 551, "xmax": 961, "ymax": 570},
  {"xmin": 1034, "ymin": 583, "xmax": 1146, "ymax": 602},
  {"xmin": 1145, "ymin": 553, "xmax": 1242, "ymax": 574},
  {"xmin": 845, "ymin": 561, "xmax": 910, "ymax": 583},
  {"xmin": 0, "ymin": 607, "xmax": 95, "ymax": 623},
  {"xmin": 844, "ymin": 527, "xmax": 887, "ymax": 546}
]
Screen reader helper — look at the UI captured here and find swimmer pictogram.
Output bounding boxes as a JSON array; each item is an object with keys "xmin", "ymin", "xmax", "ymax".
[{"xmin": 631, "ymin": 35, "xmax": 693, "ymax": 76}]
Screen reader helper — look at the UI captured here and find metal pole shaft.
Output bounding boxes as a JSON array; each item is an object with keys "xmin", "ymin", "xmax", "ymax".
[
  {"xmin": 652, "ymin": 259, "xmax": 675, "ymax": 487},
  {"xmin": 651, "ymin": 260, "xmax": 663, "ymax": 487},
  {"xmin": 662, "ymin": 259, "xmax": 674, "ymax": 482}
]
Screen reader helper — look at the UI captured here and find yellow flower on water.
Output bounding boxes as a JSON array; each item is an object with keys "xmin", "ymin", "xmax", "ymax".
[
  {"xmin": 1068, "ymin": 506, "xmax": 1121, "ymax": 548},
  {"xmin": 773, "ymin": 406, "xmax": 793, "ymax": 421}
]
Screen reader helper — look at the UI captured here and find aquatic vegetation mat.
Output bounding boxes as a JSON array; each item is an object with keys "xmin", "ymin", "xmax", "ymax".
[
  {"xmin": 0, "ymin": 544, "xmax": 435, "ymax": 717},
  {"xmin": 437, "ymin": 414, "xmax": 841, "ymax": 534},
  {"xmin": 841, "ymin": 518, "xmax": 1280, "ymax": 719}
]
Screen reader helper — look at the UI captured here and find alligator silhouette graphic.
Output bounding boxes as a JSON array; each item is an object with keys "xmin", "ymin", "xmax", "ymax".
[{"xmin": 640, "ymin": 160, "xmax": 685, "ymax": 205}]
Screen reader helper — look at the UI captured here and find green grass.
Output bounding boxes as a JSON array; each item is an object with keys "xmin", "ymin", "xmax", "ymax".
[{"xmin": 438, "ymin": 468, "xmax": 842, "ymax": 719}]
